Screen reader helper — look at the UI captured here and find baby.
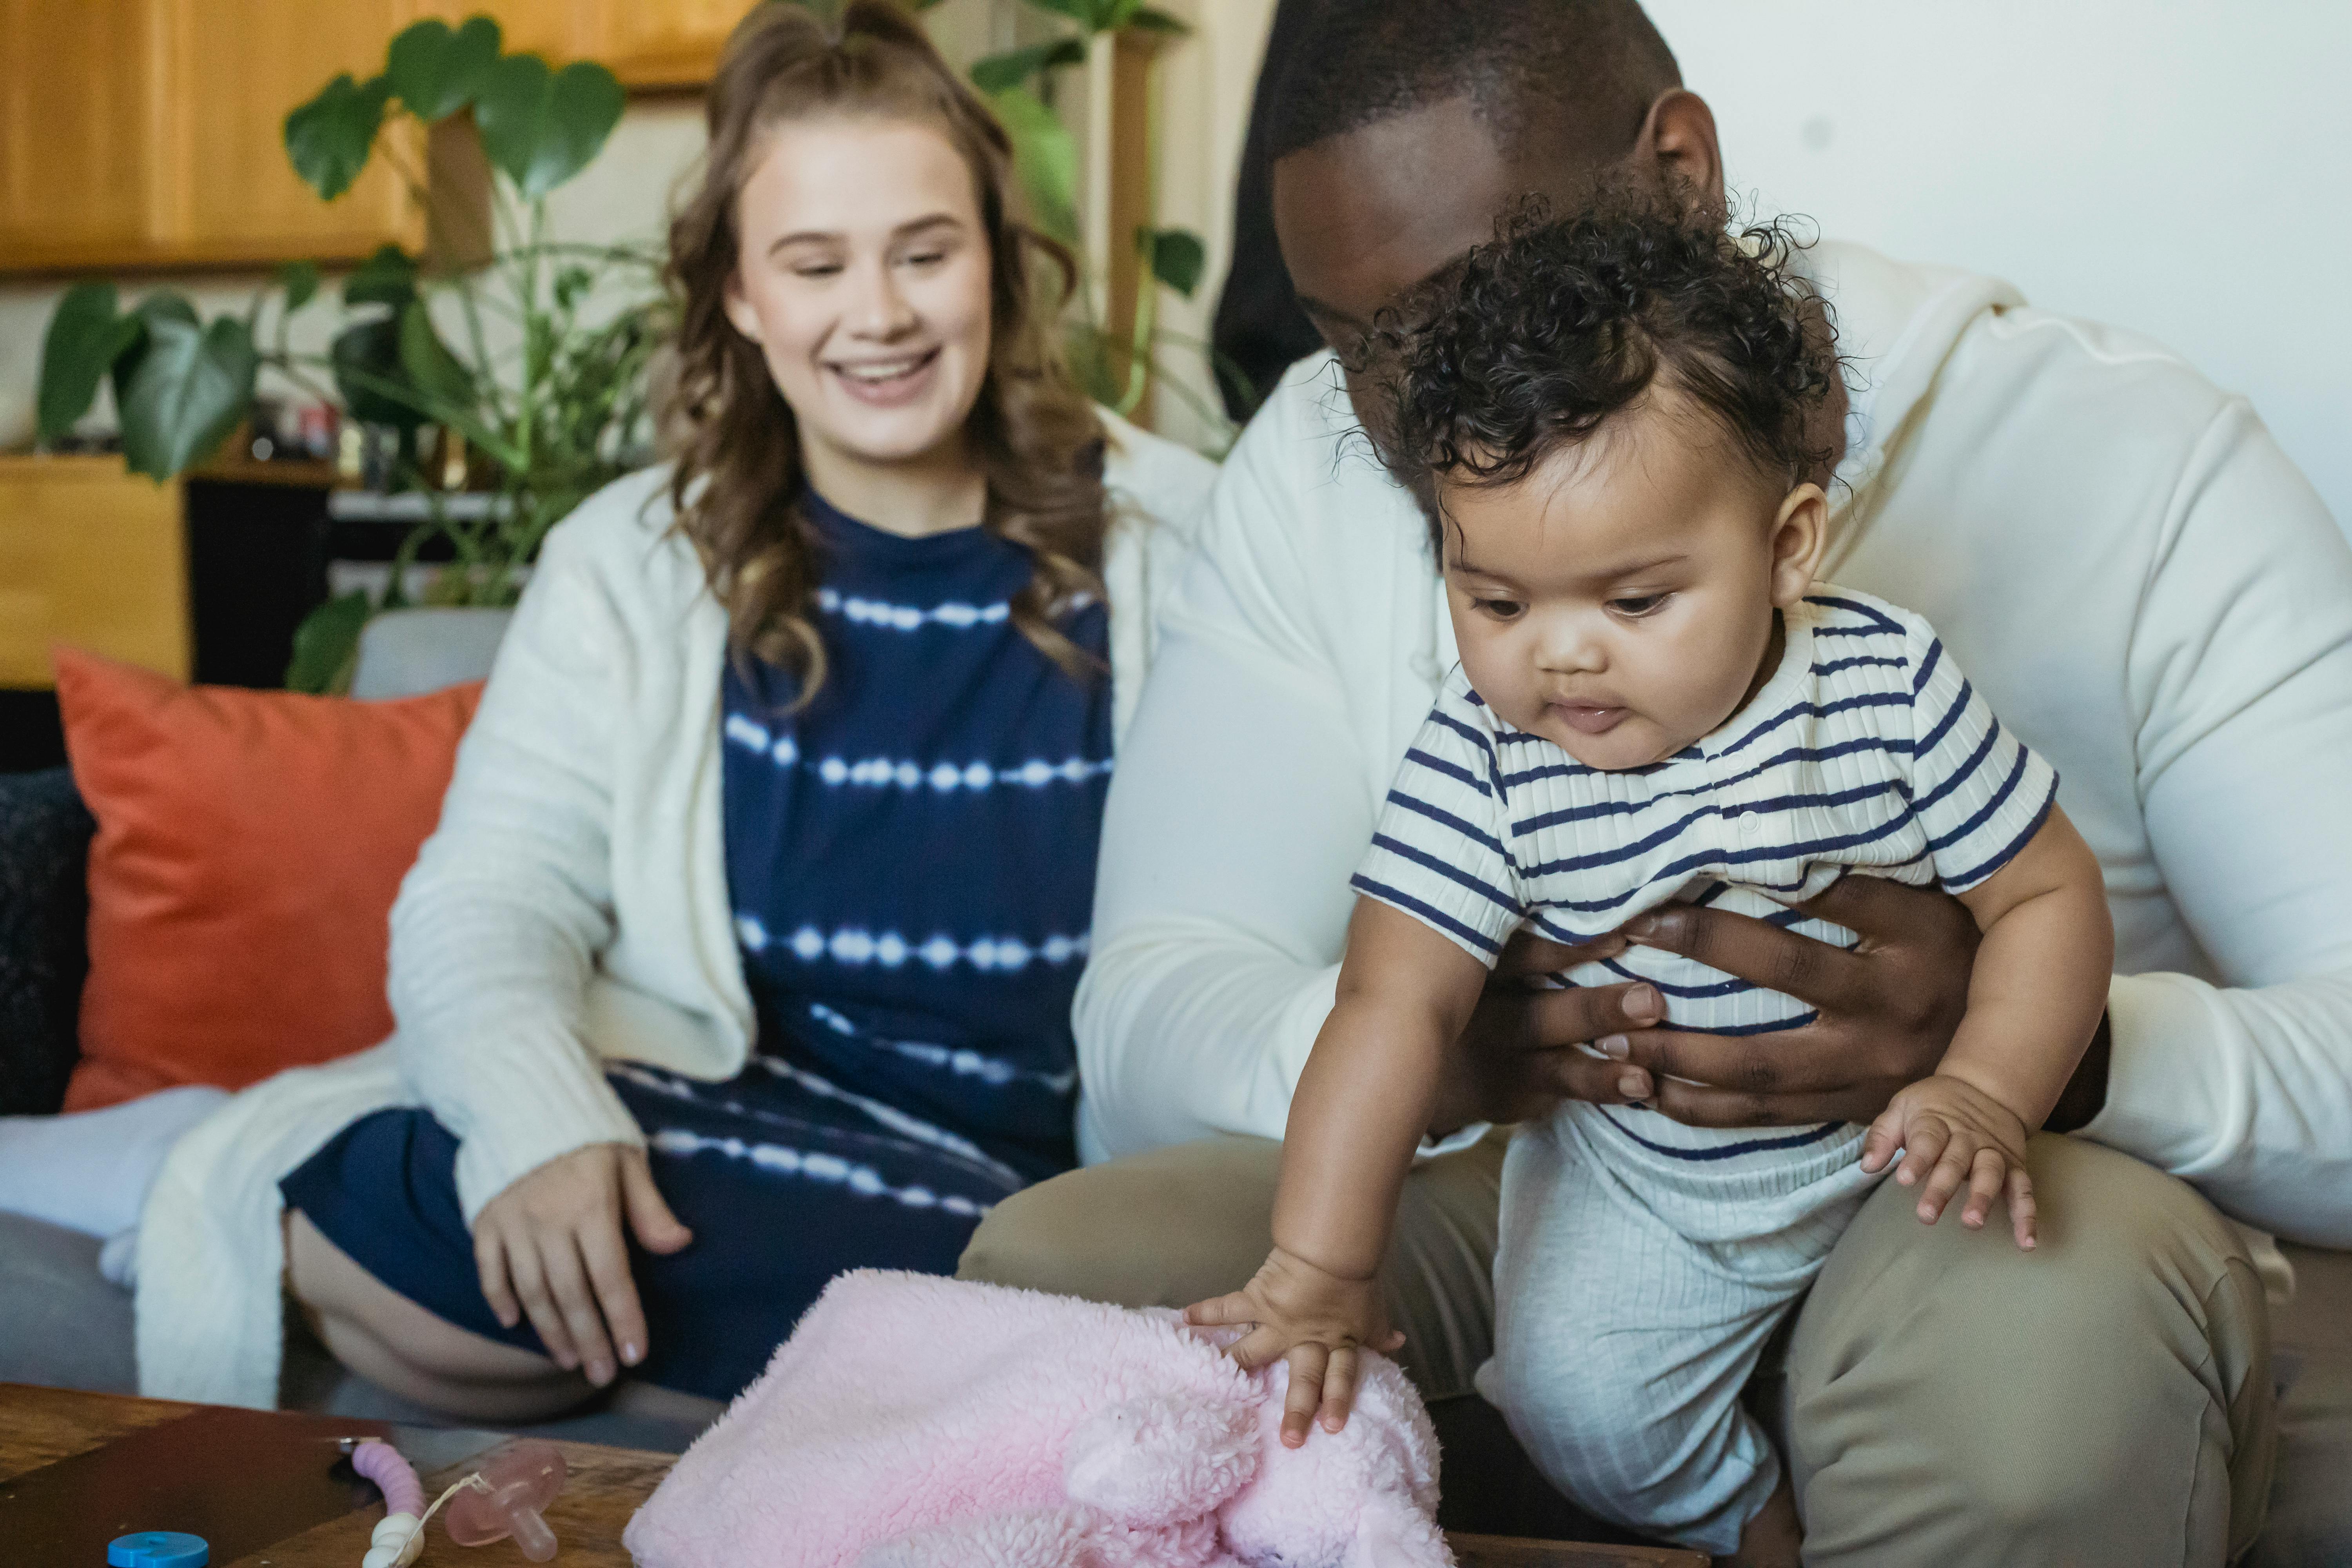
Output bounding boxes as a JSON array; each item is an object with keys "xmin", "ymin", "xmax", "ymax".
[{"xmin": 1187, "ymin": 208, "xmax": 2114, "ymax": 1567}]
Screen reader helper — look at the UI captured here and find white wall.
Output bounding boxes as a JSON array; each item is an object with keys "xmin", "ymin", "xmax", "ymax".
[{"xmin": 1645, "ymin": 0, "xmax": 2352, "ymax": 531}]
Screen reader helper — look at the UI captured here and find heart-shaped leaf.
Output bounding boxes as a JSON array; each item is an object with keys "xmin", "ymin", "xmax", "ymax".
[
  {"xmin": 284, "ymin": 72, "xmax": 392, "ymax": 200},
  {"xmin": 971, "ymin": 39, "xmax": 1086, "ymax": 94},
  {"xmin": 274, "ymin": 259, "xmax": 322, "ymax": 314},
  {"xmin": 989, "ymin": 86, "xmax": 1080, "ymax": 245},
  {"xmin": 1024, "ymin": 0, "xmax": 1114, "ymax": 29},
  {"xmin": 109, "ymin": 294, "xmax": 198, "ymax": 432},
  {"xmin": 36, "ymin": 282, "xmax": 140, "ymax": 444},
  {"xmin": 474, "ymin": 54, "xmax": 625, "ymax": 198},
  {"xmin": 1140, "ymin": 227, "xmax": 1206, "ymax": 296},
  {"xmin": 330, "ymin": 315, "xmax": 426, "ymax": 430},
  {"xmin": 397, "ymin": 300, "xmax": 475, "ymax": 415},
  {"xmin": 285, "ymin": 590, "xmax": 372, "ymax": 695},
  {"xmin": 344, "ymin": 243, "xmax": 420, "ymax": 309},
  {"xmin": 120, "ymin": 314, "xmax": 258, "ymax": 479},
  {"xmin": 386, "ymin": 15, "xmax": 501, "ymax": 122}
]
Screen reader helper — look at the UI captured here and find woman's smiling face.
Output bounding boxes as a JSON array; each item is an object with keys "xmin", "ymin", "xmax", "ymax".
[{"xmin": 725, "ymin": 114, "xmax": 994, "ymax": 479}]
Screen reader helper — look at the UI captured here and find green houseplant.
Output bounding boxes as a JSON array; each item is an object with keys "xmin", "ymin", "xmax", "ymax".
[
  {"xmin": 967, "ymin": 0, "xmax": 1235, "ymax": 433},
  {"xmin": 35, "ymin": 1, "xmax": 1222, "ymax": 692},
  {"xmin": 36, "ymin": 15, "xmax": 658, "ymax": 691}
]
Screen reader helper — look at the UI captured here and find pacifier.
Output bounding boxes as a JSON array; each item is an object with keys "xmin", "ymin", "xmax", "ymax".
[
  {"xmin": 443, "ymin": 1442, "xmax": 567, "ymax": 1561},
  {"xmin": 348, "ymin": 1437, "xmax": 567, "ymax": 1566}
]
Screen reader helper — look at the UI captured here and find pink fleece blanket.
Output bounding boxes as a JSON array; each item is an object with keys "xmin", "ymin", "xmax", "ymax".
[{"xmin": 624, "ymin": 1270, "xmax": 1452, "ymax": 1568}]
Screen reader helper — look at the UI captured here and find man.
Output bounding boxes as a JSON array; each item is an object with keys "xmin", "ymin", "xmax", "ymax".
[{"xmin": 964, "ymin": 4, "xmax": 2352, "ymax": 1562}]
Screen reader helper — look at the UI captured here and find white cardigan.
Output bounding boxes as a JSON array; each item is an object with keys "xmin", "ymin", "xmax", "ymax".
[
  {"xmin": 136, "ymin": 411, "xmax": 1216, "ymax": 1406},
  {"xmin": 1075, "ymin": 241, "xmax": 2352, "ymax": 1258}
]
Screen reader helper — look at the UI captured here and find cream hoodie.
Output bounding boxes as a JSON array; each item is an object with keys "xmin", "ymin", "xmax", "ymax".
[
  {"xmin": 135, "ymin": 411, "xmax": 1216, "ymax": 1406},
  {"xmin": 1073, "ymin": 241, "xmax": 2352, "ymax": 1254}
]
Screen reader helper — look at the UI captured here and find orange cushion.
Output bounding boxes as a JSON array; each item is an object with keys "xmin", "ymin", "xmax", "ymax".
[{"xmin": 53, "ymin": 646, "xmax": 483, "ymax": 1110}]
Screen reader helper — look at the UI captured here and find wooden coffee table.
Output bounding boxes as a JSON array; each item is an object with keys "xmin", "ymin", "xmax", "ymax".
[{"xmin": 0, "ymin": 1383, "xmax": 1702, "ymax": 1565}]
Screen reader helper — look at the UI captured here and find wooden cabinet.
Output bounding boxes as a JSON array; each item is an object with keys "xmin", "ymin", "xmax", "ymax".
[
  {"xmin": 161, "ymin": 0, "xmax": 424, "ymax": 267},
  {"xmin": 0, "ymin": 0, "xmax": 749, "ymax": 277},
  {"xmin": 0, "ymin": 456, "xmax": 190, "ymax": 687},
  {"xmin": 0, "ymin": 0, "xmax": 426, "ymax": 273},
  {"xmin": 599, "ymin": 0, "xmax": 750, "ymax": 89},
  {"xmin": 0, "ymin": 0, "xmax": 167, "ymax": 270},
  {"xmin": 401, "ymin": 0, "xmax": 750, "ymax": 91}
]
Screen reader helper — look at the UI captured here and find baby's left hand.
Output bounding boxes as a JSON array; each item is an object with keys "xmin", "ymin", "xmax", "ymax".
[
  {"xmin": 1184, "ymin": 1248, "xmax": 1403, "ymax": 1448},
  {"xmin": 1861, "ymin": 1074, "xmax": 2038, "ymax": 1248}
]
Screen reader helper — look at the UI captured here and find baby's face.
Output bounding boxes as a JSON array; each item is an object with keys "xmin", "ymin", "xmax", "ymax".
[{"xmin": 1441, "ymin": 394, "xmax": 1823, "ymax": 771}]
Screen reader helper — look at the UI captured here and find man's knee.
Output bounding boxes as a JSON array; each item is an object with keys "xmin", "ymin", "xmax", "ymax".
[
  {"xmin": 1786, "ymin": 1134, "xmax": 2272, "ymax": 1565},
  {"xmin": 957, "ymin": 1137, "xmax": 1281, "ymax": 1307}
]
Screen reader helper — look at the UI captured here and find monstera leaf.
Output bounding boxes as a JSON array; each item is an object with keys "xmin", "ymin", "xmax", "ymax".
[
  {"xmin": 971, "ymin": 39, "xmax": 1085, "ymax": 93},
  {"xmin": 119, "ymin": 314, "xmax": 258, "ymax": 481},
  {"xmin": 344, "ymin": 244, "xmax": 421, "ymax": 310},
  {"xmin": 473, "ymin": 54, "xmax": 625, "ymax": 198},
  {"xmin": 1140, "ymin": 227, "xmax": 1206, "ymax": 296},
  {"xmin": 989, "ymin": 86, "xmax": 1079, "ymax": 245},
  {"xmin": 284, "ymin": 71, "xmax": 392, "ymax": 200},
  {"xmin": 35, "ymin": 282, "xmax": 140, "ymax": 444},
  {"xmin": 386, "ymin": 15, "xmax": 501, "ymax": 121}
]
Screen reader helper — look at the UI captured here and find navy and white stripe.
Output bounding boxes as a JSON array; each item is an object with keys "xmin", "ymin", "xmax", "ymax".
[
  {"xmin": 720, "ymin": 489, "xmax": 1110, "ymax": 1178},
  {"xmin": 1355, "ymin": 587, "xmax": 2056, "ymax": 1161}
]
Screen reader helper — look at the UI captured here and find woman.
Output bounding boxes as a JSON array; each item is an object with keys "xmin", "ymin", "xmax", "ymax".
[{"xmin": 134, "ymin": 1, "xmax": 1212, "ymax": 1418}]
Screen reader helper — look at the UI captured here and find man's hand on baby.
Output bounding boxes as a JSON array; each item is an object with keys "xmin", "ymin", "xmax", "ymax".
[
  {"xmin": 1183, "ymin": 1248, "xmax": 1403, "ymax": 1448},
  {"xmin": 1861, "ymin": 1074, "xmax": 2038, "ymax": 1248}
]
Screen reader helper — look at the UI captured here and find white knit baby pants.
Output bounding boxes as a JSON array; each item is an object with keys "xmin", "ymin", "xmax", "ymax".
[{"xmin": 1481, "ymin": 1103, "xmax": 1883, "ymax": 1556}]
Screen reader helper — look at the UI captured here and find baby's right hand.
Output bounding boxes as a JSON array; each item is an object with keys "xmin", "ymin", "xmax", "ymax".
[{"xmin": 1184, "ymin": 1247, "xmax": 1403, "ymax": 1447}]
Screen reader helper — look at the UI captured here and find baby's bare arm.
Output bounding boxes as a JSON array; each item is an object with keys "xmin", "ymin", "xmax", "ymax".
[
  {"xmin": 1945, "ymin": 806, "xmax": 2114, "ymax": 1126},
  {"xmin": 1186, "ymin": 898, "xmax": 1491, "ymax": 1445},
  {"xmin": 1861, "ymin": 807, "xmax": 2113, "ymax": 1245},
  {"xmin": 1274, "ymin": 898, "xmax": 1494, "ymax": 1280}
]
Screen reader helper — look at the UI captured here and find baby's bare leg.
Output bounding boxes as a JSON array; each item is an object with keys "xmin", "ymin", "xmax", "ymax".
[{"xmin": 1724, "ymin": 1477, "xmax": 1801, "ymax": 1568}]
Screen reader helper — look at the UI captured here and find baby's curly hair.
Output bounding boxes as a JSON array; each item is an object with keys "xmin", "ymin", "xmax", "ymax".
[{"xmin": 1385, "ymin": 196, "xmax": 1842, "ymax": 546}]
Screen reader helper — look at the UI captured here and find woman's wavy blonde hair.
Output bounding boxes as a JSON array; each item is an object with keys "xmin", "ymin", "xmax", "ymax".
[{"xmin": 663, "ymin": 0, "xmax": 1107, "ymax": 700}]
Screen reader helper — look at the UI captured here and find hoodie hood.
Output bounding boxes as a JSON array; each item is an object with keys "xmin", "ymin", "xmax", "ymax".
[{"xmin": 1796, "ymin": 240, "xmax": 2025, "ymax": 559}]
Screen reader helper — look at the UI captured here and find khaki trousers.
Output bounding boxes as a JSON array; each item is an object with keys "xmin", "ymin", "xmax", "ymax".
[{"xmin": 958, "ymin": 1129, "xmax": 2274, "ymax": 1566}]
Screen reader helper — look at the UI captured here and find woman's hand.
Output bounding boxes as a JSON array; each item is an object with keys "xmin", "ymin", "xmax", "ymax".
[
  {"xmin": 1433, "ymin": 875, "xmax": 1980, "ymax": 1133},
  {"xmin": 473, "ymin": 1142, "xmax": 694, "ymax": 1387},
  {"xmin": 1185, "ymin": 1248, "xmax": 1404, "ymax": 1448}
]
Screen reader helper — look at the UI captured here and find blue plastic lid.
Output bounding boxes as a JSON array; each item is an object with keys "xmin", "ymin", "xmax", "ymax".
[{"xmin": 107, "ymin": 1533, "xmax": 209, "ymax": 1568}]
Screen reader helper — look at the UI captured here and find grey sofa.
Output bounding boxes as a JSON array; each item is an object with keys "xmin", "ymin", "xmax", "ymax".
[{"xmin": 4, "ymin": 761, "xmax": 2347, "ymax": 1553}]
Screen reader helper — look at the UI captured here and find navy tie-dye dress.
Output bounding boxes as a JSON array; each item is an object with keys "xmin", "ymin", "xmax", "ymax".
[{"xmin": 282, "ymin": 490, "xmax": 1110, "ymax": 1399}]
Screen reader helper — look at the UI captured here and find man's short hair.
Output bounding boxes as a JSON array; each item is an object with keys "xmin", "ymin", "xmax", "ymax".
[{"xmin": 1266, "ymin": 0, "xmax": 1681, "ymax": 165}]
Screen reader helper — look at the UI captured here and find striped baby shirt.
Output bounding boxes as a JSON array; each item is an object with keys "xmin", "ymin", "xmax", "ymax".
[{"xmin": 1354, "ymin": 587, "xmax": 2058, "ymax": 1160}]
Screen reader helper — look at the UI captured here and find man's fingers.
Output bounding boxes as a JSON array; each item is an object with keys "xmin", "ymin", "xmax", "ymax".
[
  {"xmin": 1644, "ymin": 1074, "xmax": 1886, "ymax": 1131},
  {"xmin": 1521, "ymin": 981, "xmax": 1664, "ymax": 1049},
  {"xmin": 1799, "ymin": 871, "xmax": 1979, "ymax": 957},
  {"xmin": 474, "ymin": 1229, "xmax": 521, "ymax": 1331},
  {"xmin": 1624, "ymin": 903, "xmax": 1867, "ymax": 1013},
  {"xmin": 1281, "ymin": 1343, "xmax": 1330, "ymax": 1449},
  {"xmin": 1319, "ymin": 1345, "xmax": 1361, "ymax": 1434},
  {"xmin": 1532, "ymin": 1044, "xmax": 1655, "ymax": 1108},
  {"xmin": 1496, "ymin": 929, "xmax": 1624, "ymax": 976},
  {"xmin": 1960, "ymin": 1147, "xmax": 2008, "ymax": 1230},
  {"xmin": 539, "ymin": 1232, "xmax": 617, "ymax": 1386},
  {"xmin": 2008, "ymin": 1167, "xmax": 2039, "ymax": 1250},
  {"xmin": 503, "ymin": 1238, "xmax": 577, "ymax": 1372},
  {"xmin": 578, "ymin": 1209, "xmax": 650, "ymax": 1371},
  {"xmin": 621, "ymin": 1148, "xmax": 693, "ymax": 1255}
]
